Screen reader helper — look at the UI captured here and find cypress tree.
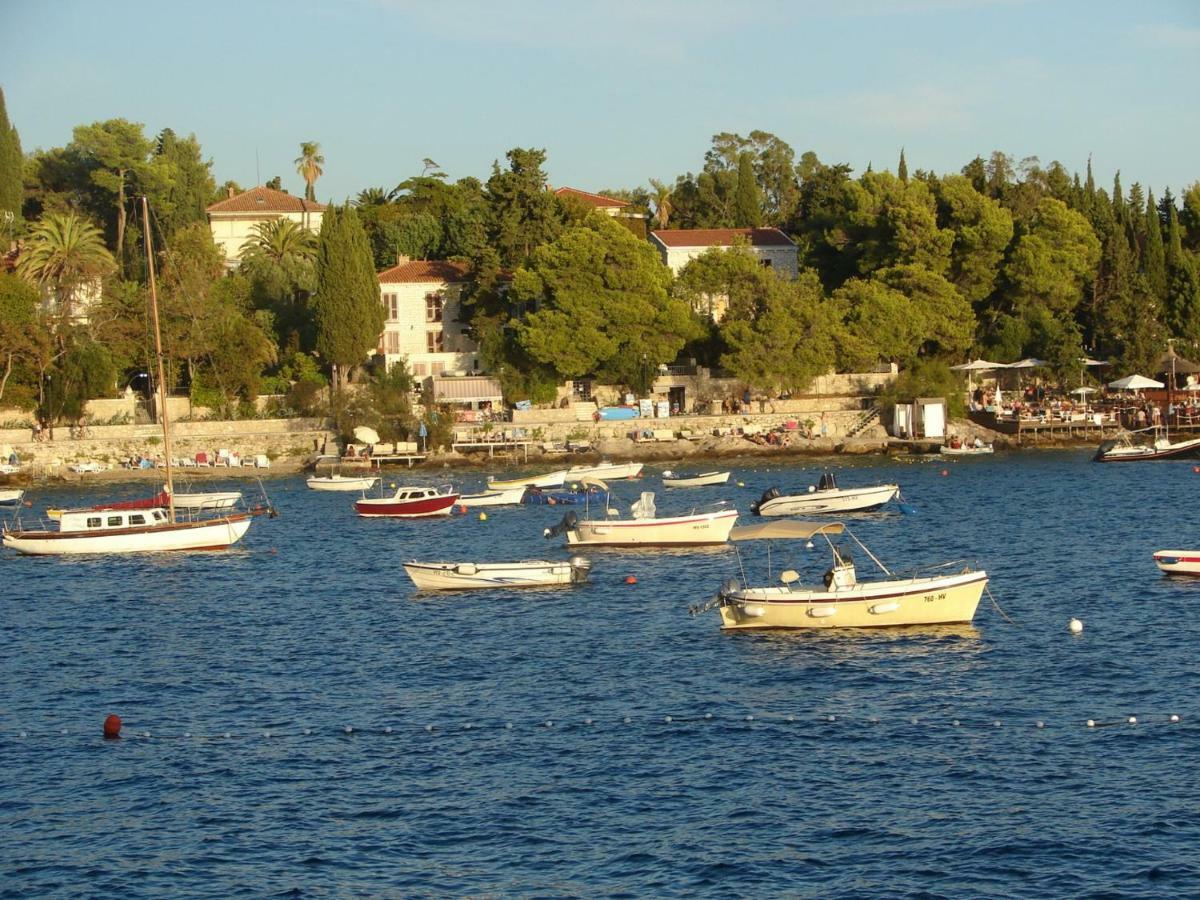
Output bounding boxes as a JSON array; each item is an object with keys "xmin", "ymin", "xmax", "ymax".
[
  {"xmin": 898, "ymin": 148, "xmax": 908, "ymax": 183},
  {"xmin": 312, "ymin": 204, "xmax": 385, "ymax": 394},
  {"xmin": 0, "ymin": 87, "xmax": 22, "ymax": 234},
  {"xmin": 1143, "ymin": 192, "xmax": 1167, "ymax": 300},
  {"xmin": 1166, "ymin": 203, "xmax": 1183, "ymax": 269},
  {"xmin": 1112, "ymin": 172, "xmax": 1125, "ymax": 222},
  {"xmin": 733, "ymin": 151, "xmax": 762, "ymax": 228}
]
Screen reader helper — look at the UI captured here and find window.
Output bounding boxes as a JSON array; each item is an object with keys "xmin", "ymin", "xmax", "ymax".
[
  {"xmin": 760, "ymin": 258, "xmax": 773, "ymax": 268},
  {"xmin": 107, "ymin": 515, "xmax": 123, "ymax": 527},
  {"xmin": 129, "ymin": 514, "xmax": 146, "ymax": 525},
  {"xmin": 382, "ymin": 292, "xmax": 399, "ymax": 321},
  {"xmin": 86, "ymin": 517, "xmax": 102, "ymax": 529},
  {"xmin": 431, "ymin": 361, "xmax": 445, "ymax": 375},
  {"xmin": 384, "ymin": 331, "xmax": 401, "ymax": 355},
  {"xmin": 426, "ymin": 330, "xmax": 444, "ymax": 353},
  {"xmin": 411, "ymin": 362, "xmax": 427, "ymax": 377},
  {"xmin": 425, "ymin": 292, "xmax": 443, "ymax": 323}
]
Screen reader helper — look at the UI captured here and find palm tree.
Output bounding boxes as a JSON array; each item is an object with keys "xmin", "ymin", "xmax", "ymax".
[
  {"xmin": 649, "ymin": 178, "xmax": 673, "ymax": 230},
  {"xmin": 239, "ymin": 218, "xmax": 318, "ymax": 265},
  {"xmin": 16, "ymin": 212, "xmax": 116, "ymax": 324},
  {"xmin": 354, "ymin": 187, "xmax": 392, "ymax": 207},
  {"xmin": 239, "ymin": 218, "xmax": 318, "ymax": 350},
  {"xmin": 294, "ymin": 142, "xmax": 325, "ymax": 202}
]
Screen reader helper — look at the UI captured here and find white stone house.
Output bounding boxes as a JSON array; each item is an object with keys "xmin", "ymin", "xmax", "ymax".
[
  {"xmin": 648, "ymin": 227, "xmax": 799, "ymax": 320},
  {"xmin": 206, "ymin": 186, "xmax": 325, "ymax": 270},
  {"xmin": 376, "ymin": 257, "xmax": 480, "ymax": 379}
]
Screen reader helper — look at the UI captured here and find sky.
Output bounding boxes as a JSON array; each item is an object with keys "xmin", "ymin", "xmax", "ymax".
[{"xmin": 4, "ymin": 0, "xmax": 1199, "ymax": 204}]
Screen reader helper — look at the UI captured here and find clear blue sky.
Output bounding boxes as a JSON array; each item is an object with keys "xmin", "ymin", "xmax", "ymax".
[{"xmin": 4, "ymin": 0, "xmax": 1199, "ymax": 203}]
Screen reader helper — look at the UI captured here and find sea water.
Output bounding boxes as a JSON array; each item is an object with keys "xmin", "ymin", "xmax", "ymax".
[{"xmin": 3, "ymin": 451, "xmax": 1199, "ymax": 897}]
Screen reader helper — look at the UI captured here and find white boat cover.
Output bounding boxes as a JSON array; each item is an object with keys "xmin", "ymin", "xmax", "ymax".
[
  {"xmin": 731, "ymin": 520, "xmax": 846, "ymax": 541},
  {"xmin": 631, "ymin": 492, "xmax": 656, "ymax": 520}
]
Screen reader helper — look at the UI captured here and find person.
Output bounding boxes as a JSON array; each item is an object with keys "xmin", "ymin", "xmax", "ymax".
[
  {"xmin": 32, "ymin": 421, "xmax": 42, "ymax": 442},
  {"xmin": 8, "ymin": 451, "xmax": 17, "ymax": 467}
]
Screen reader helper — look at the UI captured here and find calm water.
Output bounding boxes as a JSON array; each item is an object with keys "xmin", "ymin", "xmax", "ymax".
[{"xmin": 3, "ymin": 452, "xmax": 1200, "ymax": 897}]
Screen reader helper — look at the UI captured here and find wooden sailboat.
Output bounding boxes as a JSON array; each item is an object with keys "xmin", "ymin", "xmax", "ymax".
[{"xmin": 2, "ymin": 198, "xmax": 267, "ymax": 555}]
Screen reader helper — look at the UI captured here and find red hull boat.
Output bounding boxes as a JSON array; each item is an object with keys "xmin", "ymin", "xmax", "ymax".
[{"xmin": 354, "ymin": 485, "xmax": 459, "ymax": 518}]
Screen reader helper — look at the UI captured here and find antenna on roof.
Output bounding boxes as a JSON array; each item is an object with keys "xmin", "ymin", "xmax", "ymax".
[{"xmin": 256, "ymin": 149, "xmax": 261, "ymax": 187}]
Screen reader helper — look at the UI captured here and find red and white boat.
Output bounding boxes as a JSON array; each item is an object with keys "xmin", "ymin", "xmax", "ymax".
[
  {"xmin": 1153, "ymin": 550, "xmax": 1200, "ymax": 576},
  {"xmin": 354, "ymin": 485, "xmax": 459, "ymax": 518}
]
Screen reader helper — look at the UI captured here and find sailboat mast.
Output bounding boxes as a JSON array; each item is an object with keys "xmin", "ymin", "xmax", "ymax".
[{"xmin": 141, "ymin": 196, "xmax": 177, "ymax": 522}]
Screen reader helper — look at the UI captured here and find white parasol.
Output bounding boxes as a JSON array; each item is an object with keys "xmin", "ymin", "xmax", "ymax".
[
  {"xmin": 1008, "ymin": 358, "xmax": 1048, "ymax": 369},
  {"xmin": 1108, "ymin": 374, "xmax": 1164, "ymax": 391},
  {"xmin": 353, "ymin": 425, "xmax": 381, "ymax": 445},
  {"xmin": 1070, "ymin": 387, "xmax": 1098, "ymax": 395},
  {"xmin": 950, "ymin": 359, "xmax": 1009, "ymax": 371}
]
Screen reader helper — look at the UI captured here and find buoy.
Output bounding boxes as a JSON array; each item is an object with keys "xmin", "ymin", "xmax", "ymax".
[
  {"xmin": 1069, "ymin": 618, "xmax": 1084, "ymax": 634},
  {"xmin": 806, "ymin": 540, "xmax": 815, "ymax": 549},
  {"xmin": 389, "ymin": 482, "xmax": 396, "ymax": 488},
  {"xmin": 478, "ymin": 511, "xmax": 487, "ymax": 521},
  {"xmin": 941, "ymin": 469, "xmax": 949, "ymax": 476},
  {"xmin": 1087, "ymin": 719, "xmax": 1096, "ymax": 728},
  {"xmin": 458, "ymin": 504, "xmax": 468, "ymax": 514},
  {"xmin": 737, "ymin": 481, "xmax": 745, "ymax": 487},
  {"xmin": 1170, "ymin": 714, "xmax": 1180, "ymax": 723},
  {"xmin": 625, "ymin": 575, "xmax": 637, "ymax": 584},
  {"xmin": 1193, "ymin": 466, "xmax": 1199, "ymax": 473},
  {"xmin": 1128, "ymin": 716, "xmax": 1137, "ymax": 725},
  {"xmin": 103, "ymin": 714, "xmax": 121, "ymax": 740}
]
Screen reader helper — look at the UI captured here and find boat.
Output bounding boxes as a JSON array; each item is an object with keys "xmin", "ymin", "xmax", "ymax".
[
  {"xmin": 306, "ymin": 473, "xmax": 380, "ymax": 492},
  {"xmin": 940, "ymin": 440, "xmax": 993, "ymax": 456},
  {"xmin": 1152, "ymin": 550, "xmax": 1200, "ymax": 577},
  {"xmin": 565, "ymin": 461, "xmax": 644, "ymax": 481},
  {"xmin": 403, "ymin": 557, "xmax": 592, "ymax": 590},
  {"xmin": 662, "ymin": 470, "xmax": 731, "ymax": 488},
  {"xmin": 0, "ymin": 488, "xmax": 24, "ymax": 506},
  {"xmin": 458, "ymin": 485, "xmax": 527, "ymax": 507},
  {"xmin": 170, "ymin": 488, "xmax": 242, "ymax": 510},
  {"xmin": 750, "ymin": 471, "xmax": 899, "ymax": 516},
  {"xmin": 487, "ymin": 469, "xmax": 568, "ymax": 490},
  {"xmin": 522, "ymin": 486, "xmax": 603, "ymax": 505},
  {"xmin": 1, "ymin": 198, "xmax": 268, "ymax": 556},
  {"xmin": 544, "ymin": 480, "xmax": 738, "ymax": 547},
  {"xmin": 692, "ymin": 520, "xmax": 989, "ymax": 630},
  {"xmin": 1094, "ymin": 428, "xmax": 1200, "ymax": 462},
  {"xmin": 354, "ymin": 484, "xmax": 459, "ymax": 518}
]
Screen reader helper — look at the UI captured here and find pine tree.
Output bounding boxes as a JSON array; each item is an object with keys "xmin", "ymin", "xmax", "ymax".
[
  {"xmin": 733, "ymin": 152, "xmax": 762, "ymax": 228},
  {"xmin": 1166, "ymin": 203, "xmax": 1183, "ymax": 269},
  {"xmin": 0, "ymin": 88, "xmax": 23, "ymax": 234},
  {"xmin": 312, "ymin": 204, "xmax": 385, "ymax": 394},
  {"xmin": 897, "ymin": 148, "xmax": 908, "ymax": 183},
  {"xmin": 1143, "ymin": 192, "xmax": 1167, "ymax": 301}
]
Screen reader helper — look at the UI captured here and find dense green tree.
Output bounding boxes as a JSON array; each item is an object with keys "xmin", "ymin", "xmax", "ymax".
[
  {"xmin": 69, "ymin": 119, "xmax": 157, "ymax": 265},
  {"xmin": 16, "ymin": 212, "xmax": 116, "ymax": 326},
  {"xmin": 1180, "ymin": 183, "xmax": 1200, "ymax": 251},
  {"xmin": 733, "ymin": 152, "xmax": 762, "ymax": 228},
  {"xmin": 311, "ymin": 204, "xmax": 384, "ymax": 393},
  {"xmin": 152, "ymin": 129, "xmax": 216, "ymax": 239},
  {"xmin": 238, "ymin": 218, "xmax": 318, "ymax": 350},
  {"xmin": 897, "ymin": 148, "xmax": 908, "ymax": 183},
  {"xmin": 295, "ymin": 141, "xmax": 324, "ymax": 202},
  {"xmin": 830, "ymin": 277, "xmax": 919, "ymax": 369},
  {"xmin": 42, "ymin": 336, "xmax": 117, "ymax": 426},
  {"xmin": 876, "ymin": 264, "xmax": 975, "ymax": 358},
  {"xmin": 935, "ymin": 175, "xmax": 1014, "ymax": 306},
  {"xmin": 484, "ymin": 148, "xmax": 563, "ymax": 269},
  {"xmin": 0, "ymin": 273, "xmax": 49, "ymax": 407},
  {"xmin": 1143, "ymin": 191, "xmax": 1167, "ymax": 300},
  {"xmin": 511, "ymin": 216, "xmax": 700, "ymax": 389},
  {"xmin": 1005, "ymin": 197, "xmax": 1100, "ymax": 318},
  {"xmin": 0, "ymin": 88, "xmax": 22, "ymax": 234}
]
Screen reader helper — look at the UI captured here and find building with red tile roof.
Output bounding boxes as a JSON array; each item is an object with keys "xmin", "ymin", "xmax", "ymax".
[
  {"xmin": 206, "ymin": 186, "xmax": 326, "ymax": 269},
  {"xmin": 377, "ymin": 256, "xmax": 480, "ymax": 379}
]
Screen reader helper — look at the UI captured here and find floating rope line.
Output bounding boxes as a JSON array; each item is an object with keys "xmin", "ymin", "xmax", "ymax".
[
  {"xmin": 986, "ymin": 584, "xmax": 1018, "ymax": 625},
  {"xmin": 0, "ymin": 711, "xmax": 1185, "ymax": 744}
]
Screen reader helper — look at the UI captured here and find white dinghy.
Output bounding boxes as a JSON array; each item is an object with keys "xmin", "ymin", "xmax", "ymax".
[{"xmin": 404, "ymin": 557, "xmax": 592, "ymax": 591}]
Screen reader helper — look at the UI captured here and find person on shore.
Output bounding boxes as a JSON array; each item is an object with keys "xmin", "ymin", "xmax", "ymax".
[{"xmin": 32, "ymin": 421, "xmax": 42, "ymax": 442}]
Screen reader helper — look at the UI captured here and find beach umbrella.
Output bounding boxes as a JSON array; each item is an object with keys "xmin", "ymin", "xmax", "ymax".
[
  {"xmin": 1008, "ymin": 358, "xmax": 1048, "ymax": 369},
  {"xmin": 1108, "ymin": 374, "xmax": 1164, "ymax": 391},
  {"xmin": 1070, "ymin": 387, "xmax": 1098, "ymax": 395},
  {"xmin": 353, "ymin": 425, "xmax": 381, "ymax": 445},
  {"xmin": 950, "ymin": 359, "xmax": 1008, "ymax": 371}
]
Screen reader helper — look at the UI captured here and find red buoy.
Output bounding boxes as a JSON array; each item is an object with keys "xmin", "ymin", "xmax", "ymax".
[
  {"xmin": 103, "ymin": 714, "xmax": 122, "ymax": 740},
  {"xmin": 941, "ymin": 469, "xmax": 949, "ymax": 477},
  {"xmin": 625, "ymin": 575, "xmax": 638, "ymax": 585},
  {"xmin": 458, "ymin": 504, "xmax": 468, "ymax": 514}
]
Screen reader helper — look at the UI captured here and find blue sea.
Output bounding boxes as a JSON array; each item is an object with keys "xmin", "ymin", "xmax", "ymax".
[{"xmin": 3, "ymin": 451, "xmax": 1200, "ymax": 898}]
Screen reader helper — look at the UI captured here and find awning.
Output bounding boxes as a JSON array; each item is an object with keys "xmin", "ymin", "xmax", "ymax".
[
  {"xmin": 429, "ymin": 376, "xmax": 503, "ymax": 404},
  {"xmin": 731, "ymin": 521, "xmax": 845, "ymax": 542}
]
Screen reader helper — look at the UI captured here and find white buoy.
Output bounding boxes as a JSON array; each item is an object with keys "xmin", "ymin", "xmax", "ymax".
[
  {"xmin": 745, "ymin": 714, "xmax": 754, "ymax": 722},
  {"xmin": 1127, "ymin": 716, "xmax": 1137, "ymax": 725},
  {"xmin": 303, "ymin": 728, "xmax": 311, "ymax": 736},
  {"xmin": 463, "ymin": 723, "xmax": 472, "ymax": 730},
  {"xmin": 505, "ymin": 722, "xmax": 513, "ymax": 729},
  {"xmin": 263, "ymin": 731, "xmax": 271, "ymax": 738},
  {"xmin": 1069, "ymin": 618, "xmax": 1084, "ymax": 634},
  {"xmin": 952, "ymin": 719, "xmax": 960, "ymax": 726},
  {"xmin": 425, "ymin": 724, "xmax": 434, "ymax": 732},
  {"xmin": 1170, "ymin": 714, "xmax": 1180, "ymax": 723},
  {"xmin": 806, "ymin": 541, "xmax": 815, "ymax": 549},
  {"xmin": 1086, "ymin": 719, "xmax": 1096, "ymax": 728},
  {"xmin": 827, "ymin": 714, "xmax": 836, "ymax": 722},
  {"xmin": 184, "ymin": 732, "xmax": 192, "ymax": 738},
  {"xmin": 664, "ymin": 715, "xmax": 672, "ymax": 723},
  {"xmin": 344, "ymin": 726, "xmax": 353, "ymax": 734},
  {"xmin": 584, "ymin": 718, "xmax": 593, "ymax": 725},
  {"xmin": 1036, "ymin": 721, "xmax": 1045, "ymax": 729},
  {"xmin": 623, "ymin": 717, "xmax": 631, "ymax": 724},
  {"xmin": 384, "ymin": 726, "xmax": 393, "ymax": 734},
  {"xmin": 704, "ymin": 712, "xmax": 712, "ymax": 720}
]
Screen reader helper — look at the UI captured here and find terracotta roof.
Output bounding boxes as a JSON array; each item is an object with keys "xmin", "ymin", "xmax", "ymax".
[
  {"xmin": 553, "ymin": 187, "xmax": 630, "ymax": 209},
  {"xmin": 206, "ymin": 186, "xmax": 326, "ymax": 214},
  {"xmin": 378, "ymin": 259, "xmax": 472, "ymax": 284},
  {"xmin": 650, "ymin": 227, "xmax": 795, "ymax": 248}
]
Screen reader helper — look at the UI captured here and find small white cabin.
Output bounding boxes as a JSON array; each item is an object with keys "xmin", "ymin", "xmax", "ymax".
[{"xmin": 59, "ymin": 508, "xmax": 169, "ymax": 533}]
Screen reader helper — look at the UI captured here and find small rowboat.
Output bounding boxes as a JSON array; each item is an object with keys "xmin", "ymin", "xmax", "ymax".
[
  {"xmin": 565, "ymin": 461, "xmax": 643, "ymax": 481},
  {"xmin": 487, "ymin": 469, "xmax": 568, "ymax": 490},
  {"xmin": 307, "ymin": 474, "xmax": 380, "ymax": 492},
  {"xmin": 458, "ymin": 485, "xmax": 527, "ymax": 507},
  {"xmin": 662, "ymin": 470, "xmax": 730, "ymax": 488},
  {"xmin": 403, "ymin": 557, "xmax": 592, "ymax": 591},
  {"xmin": 1153, "ymin": 550, "xmax": 1200, "ymax": 576},
  {"xmin": 939, "ymin": 443, "xmax": 993, "ymax": 456}
]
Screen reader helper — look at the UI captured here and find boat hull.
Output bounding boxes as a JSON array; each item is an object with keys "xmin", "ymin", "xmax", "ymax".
[
  {"xmin": 2, "ymin": 515, "xmax": 253, "ymax": 555},
  {"xmin": 717, "ymin": 570, "xmax": 988, "ymax": 629},
  {"xmin": 172, "ymin": 491, "xmax": 242, "ymax": 510},
  {"xmin": 565, "ymin": 509, "xmax": 738, "ymax": 547},
  {"xmin": 458, "ymin": 486, "xmax": 527, "ymax": 507},
  {"xmin": 487, "ymin": 470, "xmax": 567, "ymax": 490},
  {"xmin": 355, "ymin": 494, "xmax": 459, "ymax": 517},
  {"xmin": 1095, "ymin": 436, "xmax": 1200, "ymax": 462},
  {"xmin": 1153, "ymin": 550, "xmax": 1200, "ymax": 576},
  {"xmin": 756, "ymin": 484, "xmax": 899, "ymax": 516},
  {"xmin": 939, "ymin": 446, "xmax": 993, "ymax": 456},
  {"xmin": 566, "ymin": 462, "xmax": 644, "ymax": 481},
  {"xmin": 307, "ymin": 475, "xmax": 379, "ymax": 492},
  {"xmin": 663, "ymin": 471, "xmax": 731, "ymax": 488},
  {"xmin": 404, "ymin": 559, "xmax": 590, "ymax": 590}
]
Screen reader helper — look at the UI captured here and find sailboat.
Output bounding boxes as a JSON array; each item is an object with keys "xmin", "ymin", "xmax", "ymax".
[{"xmin": 1, "ymin": 198, "xmax": 269, "ymax": 555}]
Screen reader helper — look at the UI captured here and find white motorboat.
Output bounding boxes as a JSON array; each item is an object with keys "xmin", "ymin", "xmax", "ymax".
[
  {"xmin": 751, "ymin": 471, "xmax": 899, "ymax": 516},
  {"xmin": 939, "ymin": 442, "xmax": 993, "ymax": 456},
  {"xmin": 1094, "ymin": 429, "xmax": 1200, "ymax": 462},
  {"xmin": 403, "ymin": 557, "xmax": 592, "ymax": 590},
  {"xmin": 487, "ymin": 469, "xmax": 568, "ymax": 490},
  {"xmin": 0, "ymin": 488, "xmax": 24, "ymax": 506},
  {"xmin": 170, "ymin": 488, "xmax": 243, "ymax": 510},
  {"xmin": 545, "ymin": 481, "xmax": 737, "ymax": 547},
  {"xmin": 307, "ymin": 473, "xmax": 380, "ymax": 492},
  {"xmin": 662, "ymin": 470, "xmax": 731, "ymax": 488},
  {"xmin": 693, "ymin": 520, "xmax": 989, "ymax": 629},
  {"xmin": 1153, "ymin": 550, "xmax": 1200, "ymax": 577},
  {"xmin": 1, "ymin": 198, "xmax": 268, "ymax": 556},
  {"xmin": 458, "ymin": 485, "xmax": 527, "ymax": 507},
  {"xmin": 565, "ymin": 461, "xmax": 644, "ymax": 481}
]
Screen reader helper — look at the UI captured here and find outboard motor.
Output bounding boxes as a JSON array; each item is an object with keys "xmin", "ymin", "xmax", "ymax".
[
  {"xmin": 1094, "ymin": 440, "xmax": 1117, "ymax": 461},
  {"xmin": 568, "ymin": 556, "xmax": 592, "ymax": 583},
  {"xmin": 543, "ymin": 510, "xmax": 578, "ymax": 538},
  {"xmin": 750, "ymin": 487, "xmax": 781, "ymax": 516}
]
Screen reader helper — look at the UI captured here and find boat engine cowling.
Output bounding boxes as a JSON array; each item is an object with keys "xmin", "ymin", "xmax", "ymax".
[
  {"xmin": 750, "ymin": 487, "xmax": 781, "ymax": 516},
  {"xmin": 568, "ymin": 556, "xmax": 592, "ymax": 582},
  {"xmin": 543, "ymin": 510, "xmax": 579, "ymax": 538}
]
